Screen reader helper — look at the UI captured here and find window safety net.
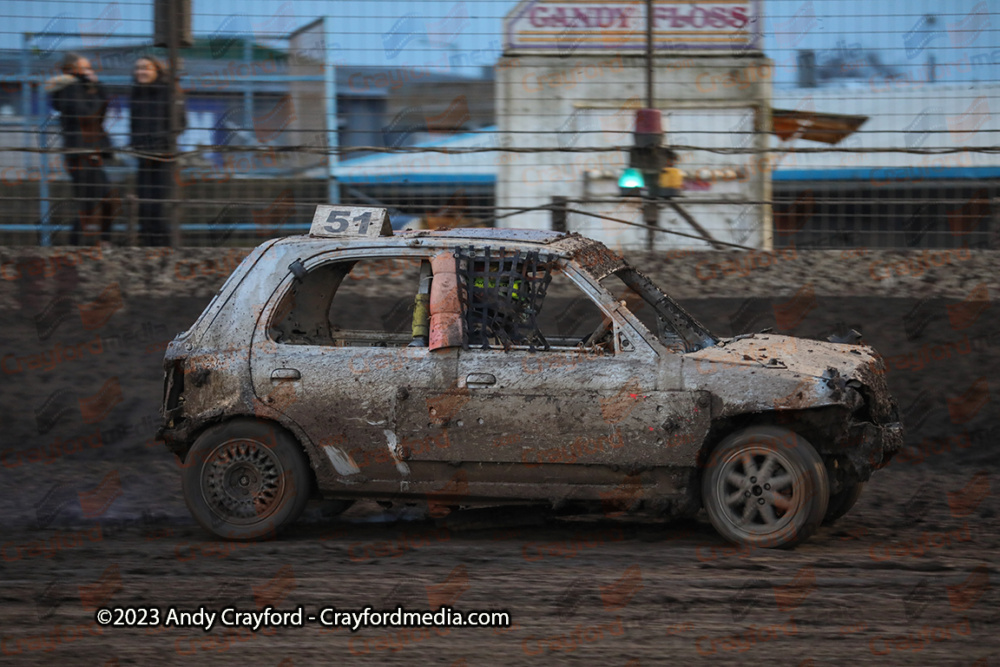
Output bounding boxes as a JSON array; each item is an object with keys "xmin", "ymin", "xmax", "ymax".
[{"xmin": 454, "ymin": 246, "xmax": 557, "ymax": 352}]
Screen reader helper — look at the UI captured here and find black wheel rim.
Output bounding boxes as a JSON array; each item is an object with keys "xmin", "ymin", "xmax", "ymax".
[
  {"xmin": 201, "ymin": 438, "xmax": 285, "ymax": 525},
  {"xmin": 715, "ymin": 446, "xmax": 801, "ymax": 536}
]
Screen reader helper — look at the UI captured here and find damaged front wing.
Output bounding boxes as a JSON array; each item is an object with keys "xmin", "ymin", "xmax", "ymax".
[{"xmin": 845, "ymin": 420, "xmax": 905, "ymax": 478}]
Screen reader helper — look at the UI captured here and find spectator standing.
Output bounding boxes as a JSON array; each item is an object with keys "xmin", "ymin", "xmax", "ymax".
[
  {"xmin": 130, "ymin": 56, "xmax": 184, "ymax": 246},
  {"xmin": 46, "ymin": 53, "xmax": 114, "ymax": 245}
]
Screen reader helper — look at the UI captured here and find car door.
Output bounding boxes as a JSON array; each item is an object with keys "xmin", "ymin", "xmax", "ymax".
[
  {"xmin": 249, "ymin": 249, "xmax": 458, "ymax": 493},
  {"xmin": 397, "ymin": 254, "xmax": 711, "ymax": 495}
]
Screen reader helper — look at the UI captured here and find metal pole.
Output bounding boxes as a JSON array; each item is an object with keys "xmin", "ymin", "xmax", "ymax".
[
  {"xmin": 644, "ymin": 0, "xmax": 656, "ymax": 249},
  {"xmin": 166, "ymin": 0, "xmax": 181, "ymax": 247},
  {"xmin": 667, "ymin": 201, "xmax": 726, "ymax": 249},
  {"xmin": 643, "ymin": 200, "xmax": 657, "ymax": 250},
  {"xmin": 23, "ymin": 34, "xmax": 54, "ymax": 246},
  {"xmin": 758, "ymin": 101, "xmax": 774, "ymax": 251},
  {"xmin": 324, "ymin": 18, "xmax": 340, "ymax": 205},
  {"xmin": 20, "ymin": 34, "xmax": 29, "ymax": 169},
  {"xmin": 243, "ymin": 38, "xmax": 253, "ymax": 135},
  {"xmin": 38, "ymin": 112, "xmax": 51, "ymax": 246},
  {"xmin": 645, "ymin": 0, "xmax": 654, "ymax": 108}
]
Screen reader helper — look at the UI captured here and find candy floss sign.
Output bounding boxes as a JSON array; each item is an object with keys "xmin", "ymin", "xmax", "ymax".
[{"xmin": 503, "ymin": 0, "xmax": 762, "ymax": 53}]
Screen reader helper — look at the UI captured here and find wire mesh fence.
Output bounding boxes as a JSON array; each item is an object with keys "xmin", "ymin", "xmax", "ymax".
[{"xmin": 0, "ymin": 0, "xmax": 997, "ymax": 249}]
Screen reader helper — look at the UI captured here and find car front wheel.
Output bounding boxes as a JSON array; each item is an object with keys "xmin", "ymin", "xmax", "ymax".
[
  {"xmin": 182, "ymin": 418, "xmax": 313, "ymax": 541},
  {"xmin": 702, "ymin": 426, "xmax": 829, "ymax": 548}
]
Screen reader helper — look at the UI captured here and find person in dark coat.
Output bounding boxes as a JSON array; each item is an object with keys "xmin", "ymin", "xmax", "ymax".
[
  {"xmin": 46, "ymin": 53, "xmax": 115, "ymax": 245},
  {"xmin": 130, "ymin": 56, "xmax": 184, "ymax": 246}
]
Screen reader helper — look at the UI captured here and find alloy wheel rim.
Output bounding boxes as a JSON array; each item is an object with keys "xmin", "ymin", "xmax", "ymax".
[
  {"xmin": 716, "ymin": 446, "xmax": 801, "ymax": 535},
  {"xmin": 201, "ymin": 438, "xmax": 285, "ymax": 525}
]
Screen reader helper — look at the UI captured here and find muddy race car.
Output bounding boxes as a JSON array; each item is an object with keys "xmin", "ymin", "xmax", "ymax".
[{"xmin": 158, "ymin": 206, "xmax": 903, "ymax": 547}]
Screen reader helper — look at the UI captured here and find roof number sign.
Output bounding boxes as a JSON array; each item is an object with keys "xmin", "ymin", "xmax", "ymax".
[
  {"xmin": 503, "ymin": 0, "xmax": 762, "ymax": 53},
  {"xmin": 310, "ymin": 206, "xmax": 393, "ymax": 238}
]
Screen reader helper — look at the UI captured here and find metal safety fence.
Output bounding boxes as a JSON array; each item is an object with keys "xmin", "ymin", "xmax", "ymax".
[{"xmin": 0, "ymin": 0, "xmax": 997, "ymax": 249}]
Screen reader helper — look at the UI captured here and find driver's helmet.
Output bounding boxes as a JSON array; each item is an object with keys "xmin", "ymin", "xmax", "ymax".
[{"xmin": 473, "ymin": 276, "xmax": 524, "ymax": 301}]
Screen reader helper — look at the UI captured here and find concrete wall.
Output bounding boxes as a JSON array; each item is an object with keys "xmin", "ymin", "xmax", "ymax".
[
  {"xmin": 1, "ymin": 247, "xmax": 995, "ymax": 463},
  {"xmin": 1, "ymin": 246, "xmax": 994, "ymax": 308}
]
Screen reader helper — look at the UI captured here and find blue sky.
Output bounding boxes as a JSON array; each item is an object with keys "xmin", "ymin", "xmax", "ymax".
[{"xmin": 2, "ymin": 0, "xmax": 997, "ymax": 86}]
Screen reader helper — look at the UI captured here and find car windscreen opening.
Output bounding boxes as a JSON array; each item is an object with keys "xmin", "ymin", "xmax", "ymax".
[{"xmin": 600, "ymin": 268, "xmax": 717, "ymax": 352}]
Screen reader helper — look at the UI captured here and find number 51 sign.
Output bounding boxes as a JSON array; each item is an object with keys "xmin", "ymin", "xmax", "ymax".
[{"xmin": 309, "ymin": 206, "xmax": 393, "ymax": 238}]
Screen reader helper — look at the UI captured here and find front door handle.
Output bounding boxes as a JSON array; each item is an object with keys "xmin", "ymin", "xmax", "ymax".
[
  {"xmin": 271, "ymin": 368, "xmax": 301, "ymax": 381},
  {"xmin": 466, "ymin": 373, "xmax": 496, "ymax": 388}
]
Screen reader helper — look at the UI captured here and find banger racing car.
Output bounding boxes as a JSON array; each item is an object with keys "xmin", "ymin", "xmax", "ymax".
[{"xmin": 158, "ymin": 206, "xmax": 903, "ymax": 547}]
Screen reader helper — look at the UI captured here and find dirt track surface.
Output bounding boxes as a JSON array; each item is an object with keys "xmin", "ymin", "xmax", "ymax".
[
  {"xmin": 2, "ymin": 292, "xmax": 999, "ymax": 665},
  {"xmin": 1, "ymin": 476, "xmax": 999, "ymax": 666}
]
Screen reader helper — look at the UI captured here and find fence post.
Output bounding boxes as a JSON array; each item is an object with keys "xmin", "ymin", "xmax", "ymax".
[
  {"xmin": 243, "ymin": 38, "xmax": 254, "ymax": 139},
  {"xmin": 166, "ymin": 0, "xmax": 182, "ymax": 247},
  {"xmin": 551, "ymin": 196, "xmax": 567, "ymax": 233},
  {"xmin": 126, "ymin": 193, "xmax": 138, "ymax": 245}
]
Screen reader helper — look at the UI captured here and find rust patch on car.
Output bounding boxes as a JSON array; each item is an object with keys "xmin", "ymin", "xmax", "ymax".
[
  {"xmin": 599, "ymin": 378, "xmax": 645, "ymax": 424},
  {"xmin": 550, "ymin": 234, "xmax": 625, "ymax": 279},
  {"xmin": 426, "ymin": 382, "xmax": 471, "ymax": 425},
  {"xmin": 773, "ymin": 378, "xmax": 819, "ymax": 410}
]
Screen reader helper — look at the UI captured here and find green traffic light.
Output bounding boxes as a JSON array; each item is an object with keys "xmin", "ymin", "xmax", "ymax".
[{"xmin": 618, "ymin": 168, "xmax": 645, "ymax": 190}]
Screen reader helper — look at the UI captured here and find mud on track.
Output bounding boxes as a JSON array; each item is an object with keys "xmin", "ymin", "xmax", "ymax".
[
  {"xmin": 1, "ymin": 295, "xmax": 999, "ymax": 664},
  {"xmin": 1, "ymin": 472, "xmax": 998, "ymax": 666}
]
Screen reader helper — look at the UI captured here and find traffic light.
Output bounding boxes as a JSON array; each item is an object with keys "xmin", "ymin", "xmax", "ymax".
[
  {"xmin": 618, "ymin": 168, "xmax": 645, "ymax": 196},
  {"xmin": 658, "ymin": 166, "xmax": 683, "ymax": 199},
  {"xmin": 620, "ymin": 109, "xmax": 682, "ymax": 199}
]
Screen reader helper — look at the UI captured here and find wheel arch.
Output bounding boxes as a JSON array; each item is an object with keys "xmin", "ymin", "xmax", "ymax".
[
  {"xmin": 176, "ymin": 411, "xmax": 321, "ymax": 497},
  {"xmin": 698, "ymin": 405, "xmax": 851, "ymax": 470}
]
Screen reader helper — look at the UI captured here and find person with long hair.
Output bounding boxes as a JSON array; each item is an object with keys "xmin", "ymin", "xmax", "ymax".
[
  {"xmin": 46, "ymin": 52, "xmax": 115, "ymax": 245},
  {"xmin": 130, "ymin": 56, "xmax": 184, "ymax": 246}
]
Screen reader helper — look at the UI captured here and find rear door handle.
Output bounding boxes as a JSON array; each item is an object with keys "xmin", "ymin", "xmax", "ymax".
[
  {"xmin": 271, "ymin": 368, "xmax": 301, "ymax": 381},
  {"xmin": 466, "ymin": 373, "xmax": 496, "ymax": 388}
]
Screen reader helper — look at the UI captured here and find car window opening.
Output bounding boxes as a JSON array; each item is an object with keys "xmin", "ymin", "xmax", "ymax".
[
  {"xmin": 269, "ymin": 258, "xmax": 430, "ymax": 347},
  {"xmin": 455, "ymin": 247, "xmax": 558, "ymax": 352}
]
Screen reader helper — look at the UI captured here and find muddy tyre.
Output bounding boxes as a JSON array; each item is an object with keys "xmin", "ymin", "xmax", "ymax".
[
  {"xmin": 702, "ymin": 426, "xmax": 829, "ymax": 549},
  {"xmin": 823, "ymin": 481, "xmax": 864, "ymax": 525},
  {"xmin": 182, "ymin": 419, "xmax": 313, "ymax": 541},
  {"xmin": 317, "ymin": 499, "xmax": 355, "ymax": 518}
]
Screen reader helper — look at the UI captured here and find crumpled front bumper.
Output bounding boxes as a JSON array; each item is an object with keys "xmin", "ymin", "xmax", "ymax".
[{"xmin": 844, "ymin": 420, "xmax": 905, "ymax": 480}]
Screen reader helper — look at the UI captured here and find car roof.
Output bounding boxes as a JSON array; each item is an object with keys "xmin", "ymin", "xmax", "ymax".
[
  {"xmin": 401, "ymin": 228, "xmax": 567, "ymax": 243},
  {"xmin": 275, "ymin": 227, "xmax": 618, "ymax": 257},
  {"xmin": 271, "ymin": 227, "xmax": 564, "ymax": 247},
  {"xmin": 267, "ymin": 228, "xmax": 623, "ymax": 273}
]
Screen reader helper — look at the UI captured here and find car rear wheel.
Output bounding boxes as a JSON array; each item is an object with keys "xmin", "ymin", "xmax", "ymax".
[
  {"xmin": 823, "ymin": 481, "xmax": 864, "ymax": 525},
  {"xmin": 182, "ymin": 419, "xmax": 312, "ymax": 541},
  {"xmin": 702, "ymin": 426, "xmax": 829, "ymax": 548}
]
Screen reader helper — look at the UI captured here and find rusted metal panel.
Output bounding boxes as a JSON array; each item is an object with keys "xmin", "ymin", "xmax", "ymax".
[
  {"xmin": 171, "ymin": 239, "xmax": 281, "ymax": 349},
  {"xmin": 398, "ymin": 389, "xmax": 710, "ymax": 470},
  {"xmin": 681, "ymin": 333, "xmax": 887, "ymax": 415},
  {"xmin": 250, "ymin": 342, "xmax": 459, "ymax": 488},
  {"xmin": 686, "ymin": 334, "xmax": 881, "ymax": 379},
  {"xmin": 411, "ymin": 228, "xmax": 566, "ymax": 243},
  {"xmin": 550, "ymin": 233, "xmax": 625, "ymax": 279},
  {"xmin": 376, "ymin": 462, "xmax": 692, "ymax": 505},
  {"xmin": 680, "ymin": 332, "xmax": 901, "ymax": 478}
]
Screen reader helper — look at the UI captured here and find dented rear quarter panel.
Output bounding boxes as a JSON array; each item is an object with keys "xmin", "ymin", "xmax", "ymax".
[{"xmin": 160, "ymin": 241, "xmax": 284, "ymax": 451}]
